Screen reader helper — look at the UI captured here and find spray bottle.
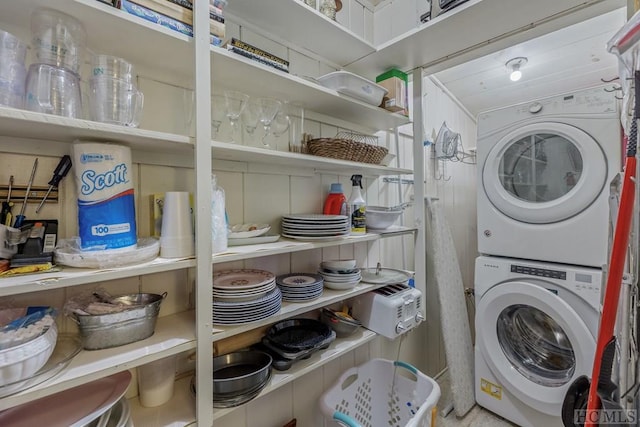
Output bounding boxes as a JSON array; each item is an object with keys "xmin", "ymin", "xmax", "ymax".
[{"xmin": 348, "ymin": 174, "xmax": 366, "ymax": 235}]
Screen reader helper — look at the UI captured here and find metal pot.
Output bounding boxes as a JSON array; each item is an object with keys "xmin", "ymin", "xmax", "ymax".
[
  {"xmin": 73, "ymin": 292, "xmax": 166, "ymax": 350},
  {"xmin": 213, "ymin": 351, "xmax": 272, "ymax": 396}
]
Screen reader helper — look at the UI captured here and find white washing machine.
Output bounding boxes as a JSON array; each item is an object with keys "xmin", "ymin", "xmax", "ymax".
[
  {"xmin": 477, "ymin": 86, "xmax": 621, "ymax": 267},
  {"xmin": 475, "ymin": 255, "xmax": 602, "ymax": 427}
]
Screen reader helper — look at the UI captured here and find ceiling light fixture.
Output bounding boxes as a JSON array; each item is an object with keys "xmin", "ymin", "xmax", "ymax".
[{"xmin": 506, "ymin": 57, "xmax": 528, "ymax": 82}]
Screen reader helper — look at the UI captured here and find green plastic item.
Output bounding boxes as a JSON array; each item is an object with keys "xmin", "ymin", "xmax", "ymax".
[{"xmin": 376, "ymin": 68, "xmax": 408, "ymax": 83}]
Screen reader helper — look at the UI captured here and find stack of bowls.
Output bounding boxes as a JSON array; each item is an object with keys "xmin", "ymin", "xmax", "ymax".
[
  {"xmin": 318, "ymin": 259, "xmax": 361, "ymax": 290},
  {"xmin": 88, "ymin": 54, "xmax": 144, "ymax": 127},
  {"xmin": 26, "ymin": 8, "xmax": 86, "ymax": 118},
  {"xmin": 0, "ymin": 29, "xmax": 27, "ymax": 109}
]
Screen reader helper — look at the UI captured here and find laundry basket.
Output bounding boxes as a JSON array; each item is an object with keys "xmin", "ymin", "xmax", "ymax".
[{"xmin": 320, "ymin": 358, "xmax": 441, "ymax": 427}]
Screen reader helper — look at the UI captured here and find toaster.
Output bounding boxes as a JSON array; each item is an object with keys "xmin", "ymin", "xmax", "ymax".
[{"xmin": 352, "ymin": 283, "xmax": 424, "ymax": 339}]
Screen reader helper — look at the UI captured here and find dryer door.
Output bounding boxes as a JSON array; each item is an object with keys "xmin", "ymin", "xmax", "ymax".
[
  {"xmin": 476, "ymin": 280, "xmax": 595, "ymax": 416},
  {"xmin": 482, "ymin": 122, "xmax": 607, "ymax": 223}
]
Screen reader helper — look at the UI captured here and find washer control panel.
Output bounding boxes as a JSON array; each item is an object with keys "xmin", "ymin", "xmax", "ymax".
[{"xmin": 510, "ymin": 264, "xmax": 566, "ymax": 280}]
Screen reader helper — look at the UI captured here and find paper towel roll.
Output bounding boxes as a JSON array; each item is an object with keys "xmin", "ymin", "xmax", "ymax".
[{"xmin": 73, "ymin": 141, "xmax": 137, "ymax": 251}]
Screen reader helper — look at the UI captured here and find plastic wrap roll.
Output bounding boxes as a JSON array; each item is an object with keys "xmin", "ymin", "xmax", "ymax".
[{"xmin": 72, "ymin": 141, "xmax": 137, "ymax": 251}]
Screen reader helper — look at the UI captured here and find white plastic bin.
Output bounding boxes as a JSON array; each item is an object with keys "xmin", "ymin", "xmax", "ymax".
[{"xmin": 320, "ymin": 358, "xmax": 441, "ymax": 427}]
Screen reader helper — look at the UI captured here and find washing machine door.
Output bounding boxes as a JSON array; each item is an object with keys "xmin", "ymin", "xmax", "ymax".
[
  {"xmin": 476, "ymin": 280, "xmax": 596, "ymax": 416},
  {"xmin": 482, "ymin": 122, "xmax": 607, "ymax": 224}
]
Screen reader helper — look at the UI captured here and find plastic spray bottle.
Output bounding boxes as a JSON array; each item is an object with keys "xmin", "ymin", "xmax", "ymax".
[
  {"xmin": 348, "ymin": 174, "xmax": 366, "ymax": 234},
  {"xmin": 323, "ymin": 183, "xmax": 347, "ymax": 216}
]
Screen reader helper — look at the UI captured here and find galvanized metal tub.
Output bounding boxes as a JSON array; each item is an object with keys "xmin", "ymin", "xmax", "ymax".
[{"xmin": 73, "ymin": 292, "xmax": 166, "ymax": 350}]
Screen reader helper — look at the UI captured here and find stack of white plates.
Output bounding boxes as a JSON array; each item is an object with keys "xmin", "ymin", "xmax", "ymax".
[
  {"xmin": 213, "ymin": 269, "xmax": 281, "ymax": 324},
  {"xmin": 318, "ymin": 267, "xmax": 361, "ymax": 290},
  {"xmin": 276, "ymin": 273, "xmax": 324, "ymax": 302},
  {"xmin": 281, "ymin": 214, "xmax": 350, "ymax": 240}
]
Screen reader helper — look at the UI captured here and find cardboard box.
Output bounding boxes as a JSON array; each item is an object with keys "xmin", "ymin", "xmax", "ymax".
[{"xmin": 376, "ymin": 69, "xmax": 408, "ymax": 116}]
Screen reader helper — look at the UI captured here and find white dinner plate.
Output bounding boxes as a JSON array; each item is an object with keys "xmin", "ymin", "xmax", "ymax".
[
  {"xmin": 213, "ymin": 269, "xmax": 275, "ymax": 290},
  {"xmin": 228, "ymin": 234, "xmax": 280, "ymax": 246},
  {"xmin": 282, "ymin": 234, "xmax": 348, "ymax": 241},
  {"xmin": 282, "ymin": 214, "xmax": 348, "ymax": 222}
]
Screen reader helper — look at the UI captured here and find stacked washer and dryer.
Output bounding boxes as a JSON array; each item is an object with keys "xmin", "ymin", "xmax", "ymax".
[{"xmin": 474, "ymin": 86, "xmax": 622, "ymax": 426}]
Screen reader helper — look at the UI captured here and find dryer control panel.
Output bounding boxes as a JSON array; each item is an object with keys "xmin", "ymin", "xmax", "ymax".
[{"xmin": 510, "ymin": 264, "xmax": 566, "ymax": 280}]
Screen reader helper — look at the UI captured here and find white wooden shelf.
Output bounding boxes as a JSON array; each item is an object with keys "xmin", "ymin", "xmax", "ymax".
[
  {"xmin": 346, "ymin": 0, "xmax": 624, "ymax": 78},
  {"xmin": 212, "ymin": 283, "xmax": 378, "ymax": 341},
  {"xmin": 0, "ymin": 311, "xmax": 196, "ymax": 411},
  {"xmin": 224, "ymin": 0, "xmax": 376, "ymax": 67},
  {"xmin": 0, "ymin": 0, "xmax": 193, "ymax": 82},
  {"xmin": 0, "ymin": 107, "xmax": 192, "ymax": 157},
  {"xmin": 211, "ymin": 140, "xmax": 412, "ymax": 175},
  {"xmin": 213, "ymin": 229, "xmax": 415, "ymax": 265},
  {"xmin": 130, "ymin": 375, "xmax": 196, "ymax": 427},
  {"xmin": 212, "ymin": 328, "xmax": 376, "ymax": 421},
  {"xmin": 210, "ymin": 48, "xmax": 410, "ymax": 131},
  {"xmin": 0, "ymin": 257, "xmax": 196, "ymax": 297}
]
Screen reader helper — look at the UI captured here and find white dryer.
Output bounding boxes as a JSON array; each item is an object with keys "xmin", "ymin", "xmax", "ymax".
[
  {"xmin": 477, "ymin": 86, "xmax": 621, "ymax": 267},
  {"xmin": 475, "ymin": 256, "xmax": 601, "ymax": 427}
]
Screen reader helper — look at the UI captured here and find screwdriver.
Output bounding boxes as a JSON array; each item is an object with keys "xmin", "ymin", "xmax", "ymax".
[
  {"xmin": 13, "ymin": 158, "xmax": 38, "ymax": 228},
  {"xmin": 1, "ymin": 175, "xmax": 13, "ymax": 226},
  {"xmin": 35, "ymin": 155, "xmax": 73, "ymax": 214}
]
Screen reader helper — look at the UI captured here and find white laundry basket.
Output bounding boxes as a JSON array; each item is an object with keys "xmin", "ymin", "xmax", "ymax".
[{"xmin": 320, "ymin": 358, "xmax": 441, "ymax": 427}]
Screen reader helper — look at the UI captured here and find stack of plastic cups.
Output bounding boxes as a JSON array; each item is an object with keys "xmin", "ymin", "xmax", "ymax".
[
  {"xmin": 26, "ymin": 8, "xmax": 86, "ymax": 118},
  {"xmin": 0, "ymin": 29, "xmax": 27, "ymax": 109},
  {"xmin": 89, "ymin": 54, "xmax": 144, "ymax": 127}
]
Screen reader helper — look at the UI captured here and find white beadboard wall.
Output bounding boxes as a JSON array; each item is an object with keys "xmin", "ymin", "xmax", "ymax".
[{"xmin": 0, "ymin": 3, "xmax": 481, "ymax": 425}]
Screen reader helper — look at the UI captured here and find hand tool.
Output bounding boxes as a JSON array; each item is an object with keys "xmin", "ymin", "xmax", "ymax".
[
  {"xmin": 13, "ymin": 158, "xmax": 38, "ymax": 228},
  {"xmin": 1, "ymin": 175, "xmax": 13, "ymax": 226},
  {"xmin": 35, "ymin": 155, "xmax": 72, "ymax": 214}
]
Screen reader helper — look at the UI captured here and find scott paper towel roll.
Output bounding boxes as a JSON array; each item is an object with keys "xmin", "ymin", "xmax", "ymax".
[{"xmin": 72, "ymin": 142, "xmax": 137, "ymax": 251}]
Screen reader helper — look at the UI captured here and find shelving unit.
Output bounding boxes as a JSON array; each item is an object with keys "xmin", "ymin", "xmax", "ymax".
[
  {"xmin": 0, "ymin": 0, "xmax": 596, "ymax": 424},
  {"xmin": 0, "ymin": 311, "xmax": 196, "ymax": 411},
  {"xmin": 224, "ymin": 0, "xmax": 376, "ymax": 67},
  {"xmin": 346, "ymin": 0, "xmax": 625, "ymax": 78},
  {"xmin": 212, "ymin": 328, "xmax": 377, "ymax": 421}
]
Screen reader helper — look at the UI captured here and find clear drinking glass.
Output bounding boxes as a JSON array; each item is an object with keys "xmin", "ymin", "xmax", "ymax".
[
  {"xmin": 223, "ymin": 90, "xmax": 249, "ymax": 143},
  {"xmin": 268, "ymin": 110, "xmax": 290, "ymax": 149},
  {"xmin": 286, "ymin": 102, "xmax": 304, "ymax": 153},
  {"xmin": 256, "ymin": 97, "xmax": 281, "ymax": 148},
  {"xmin": 211, "ymin": 94, "xmax": 226, "ymax": 139},
  {"xmin": 240, "ymin": 99, "xmax": 261, "ymax": 146}
]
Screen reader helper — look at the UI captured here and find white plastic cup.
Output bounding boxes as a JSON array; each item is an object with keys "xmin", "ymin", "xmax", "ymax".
[
  {"xmin": 160, "ymin": 191, "xmax": 194, "ymax": 258},
  {"xmin": 137, "ymin": 355, "xmax": 176, "ymax": 407}
]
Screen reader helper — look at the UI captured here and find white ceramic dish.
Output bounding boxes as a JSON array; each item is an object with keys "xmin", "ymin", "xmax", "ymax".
[
  {"xmin": 317, "ymin": 71, "xmax": 388, "ymax": 106},
  {"xmin": 0, "ymin": 334, "xmax": 82, "ymax": 398},
  {"xmin": 0, "ymin": 323, "xmax": 57, "ymax": 386},
  {"xmin": 228, "ymin": 234, "xmax": 280, "ymax": 246},
  {"xmin": 323, "ymin": 280, "xmax": 360, "ymax": 290},
  {"xmin": 321, "ymin": 260, "xmax": 357, "ymax": 271},
  {"xmin": 213, "ymin": 269, "xmax": 275, "ymax": 290},
  {"xmin": 228, "ymin": 223, "xmax": 271, "ymax": 239},
  {"xmin": 282, "ymin": 234, "xmax": 348, "ymax": 241}
]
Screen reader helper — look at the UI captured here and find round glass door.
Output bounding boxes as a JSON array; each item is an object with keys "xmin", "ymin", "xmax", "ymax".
[
  {"xmin": 476, "ymin": 280, "xmax": 595, "ymax": 415},
  {"xmin": 497, "ymin": 304, "xmax": 575, "ymax": 387},
  {"xmin": 482, "ymin": 122, "xmax": 607, "ymax": 224},
  {"xmin": 500, "ymin": 134, "xmax": 582, "ymax": 203}
]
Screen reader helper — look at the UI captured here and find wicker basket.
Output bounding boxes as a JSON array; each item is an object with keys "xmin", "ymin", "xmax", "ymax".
[{"xmin": 306, "ymin": 133, "xmax": 388, "ymax": 165}]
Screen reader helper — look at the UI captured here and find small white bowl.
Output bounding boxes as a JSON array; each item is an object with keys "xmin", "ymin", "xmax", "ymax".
[
  {"xmin": 321, "ymin": 259, "xmax": 357, "ymax": 271},
  {"xmin": 0, "ymin": 323, "xmax": 58, "ymax": 386}
]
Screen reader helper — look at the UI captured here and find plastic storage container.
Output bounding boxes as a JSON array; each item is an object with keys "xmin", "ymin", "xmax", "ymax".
[
  {"xmin": 320, "ymin": 358, "xmax": 440, "ymax": 427},
  {"xmin": 323, "ymin": 183, "xmax": 347, "ymax": 216},
  {"xmin": 317, "ymin": 71, "xmax": 387, "ymax": 106}
]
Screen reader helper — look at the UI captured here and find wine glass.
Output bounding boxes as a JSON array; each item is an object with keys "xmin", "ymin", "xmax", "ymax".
[
  {"xmin": 268, "ymin": 109, "xmax": 290, "ymax": 149},
  {"xmin": 240, "ymin": 99, "xmax": 261, "ymax": 146},
  {"xmin": 224, "ymin": 90, "xmax": 249, "ymax": 143},
  {"xmin": 211, "ymin": 94, "xmax": 226, "ymax": 139},
  {"xmin": 256, "ymin": 97, "xmax": 281, "ymax": 148}
]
